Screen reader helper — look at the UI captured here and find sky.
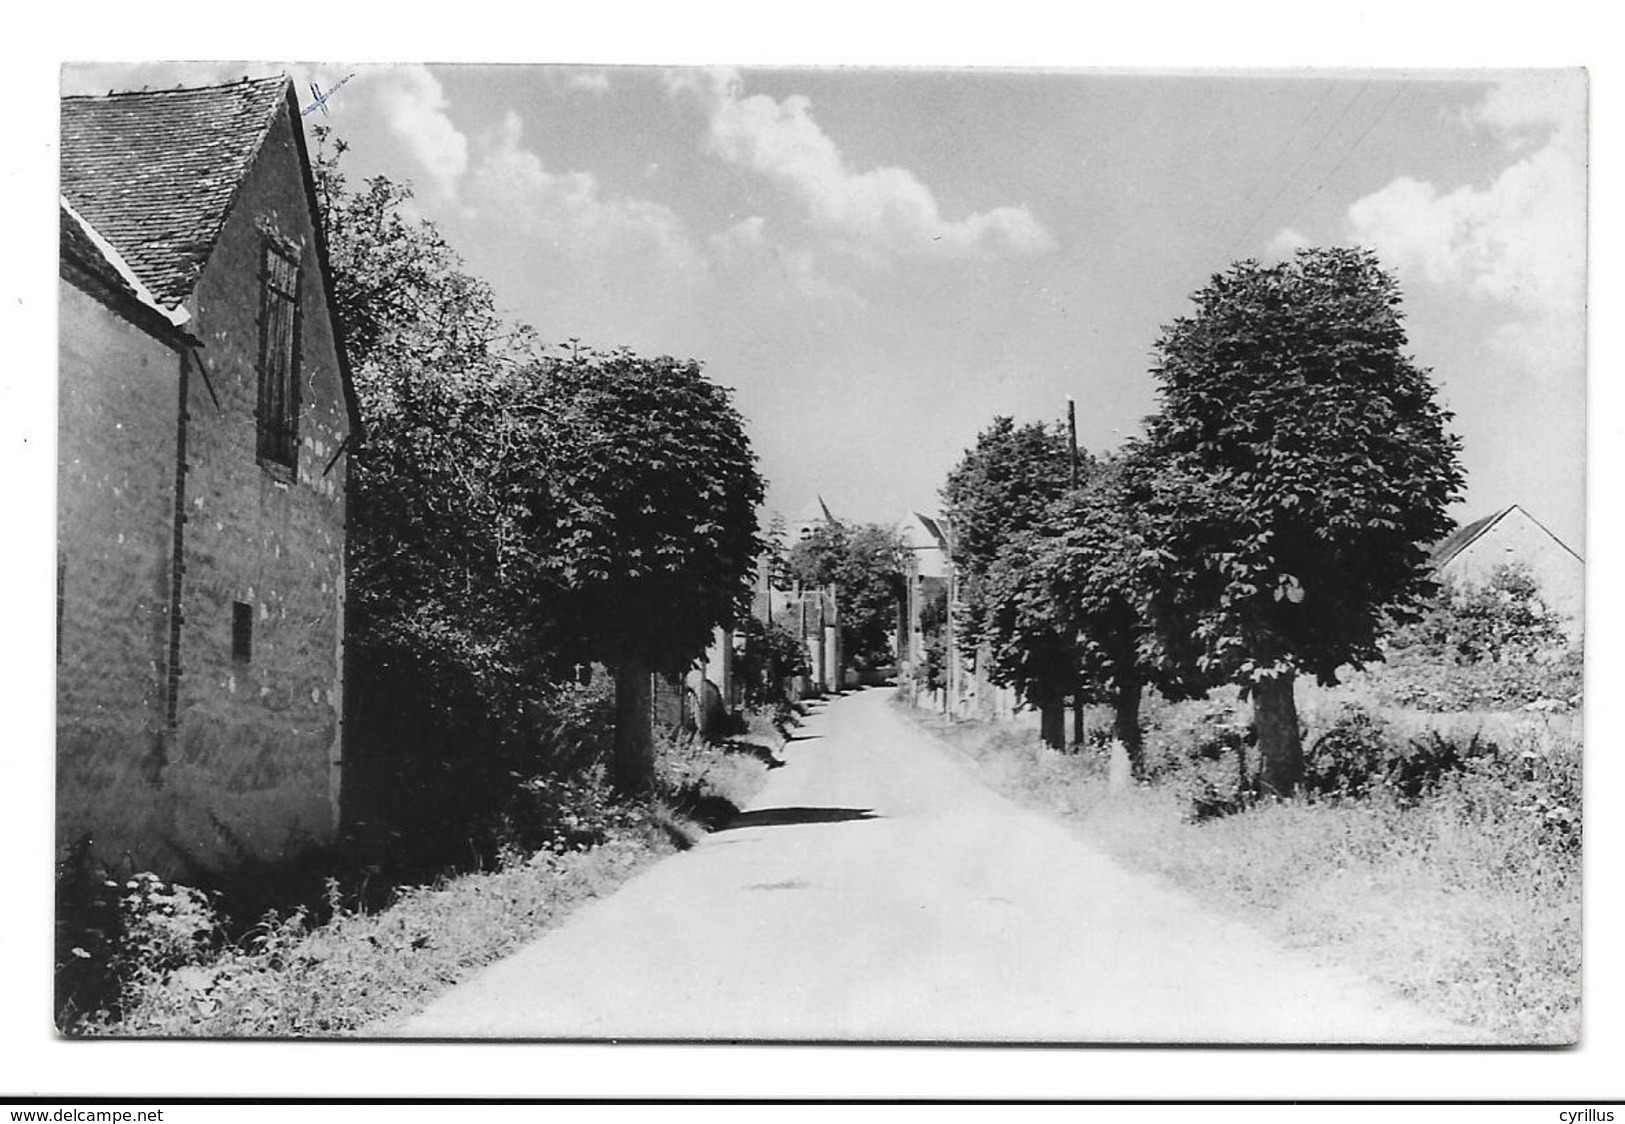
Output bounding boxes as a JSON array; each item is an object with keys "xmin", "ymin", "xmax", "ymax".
[
  {"xmin": 60, "ymin": 62, "xmax": 1587, "ymax": 550},
  {"xmin": 13, "ymin": 5, "xmax": 1621, "ymax": 1099}
]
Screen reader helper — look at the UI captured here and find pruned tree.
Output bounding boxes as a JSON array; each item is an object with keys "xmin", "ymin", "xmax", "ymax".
[
  {"xmin": 941, "ymin": 416, "xmax": 1081, "ymax": 741},
  {"xmin": 1140, "ymin": 247, "xmax": 1464, "ymax": 794},
  {"xmin": 940, "ymin": 416, "xmax": 1077, "ymax": 588},
  {"xmin": 315, "ymin": 130, "xmax": 764, "ymax": 809},
  {"xmin": 979, "ymin": 527, "xmax": 1081, "ymax": 749},
  {"xmin": 1033, "ymin": 454, "xmax": 1208, "ymax": 773},
  {"xmin": 533, "ymin": 348, "xmax": 766, "ymax": 792}
]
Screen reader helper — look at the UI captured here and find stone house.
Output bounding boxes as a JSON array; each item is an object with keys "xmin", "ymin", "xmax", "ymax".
[
  {"xmin": 58, "ymin": 76, "xmax": 361, "ymax": 876},
  {"xmin": 1429, "ymin": 505, "xmax": 1584, "ymax": 635}
]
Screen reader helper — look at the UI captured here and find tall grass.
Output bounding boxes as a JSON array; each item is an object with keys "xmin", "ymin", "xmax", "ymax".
[{"xmin": 899, "ymin": 691, "xmax": 1581, "ymax": 1043}]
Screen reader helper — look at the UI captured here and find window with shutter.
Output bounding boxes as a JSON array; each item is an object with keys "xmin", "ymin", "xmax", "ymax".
[{"xmin": 256, "ymin": 240, "xmax": 302, "ymax": 470}]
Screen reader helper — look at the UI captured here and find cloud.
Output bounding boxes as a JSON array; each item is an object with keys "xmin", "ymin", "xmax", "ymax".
[
  {"xmin": 464, "ymin": 111, "xmax": 700, "ymax": 271},
  {"xmin": 1343, "ymin": 75, "xmax": 1585, "ymax": 371},
  {"xmin": 1464, "ymin": 71, "xmax": 1582, "ymax": 145},
  {"xmin": 1266, "ymin": 227, "xmax": 1311, "ymax": 258},
  {"xmin": 713, "ymin": 215, "xmax": 767, "ymax": 249},
  {"xmin": 349, "ymin": 69, "xmax": 698, "ymax": 274},
  {"xmin": 708, "ymin": 215, "xmax": 858, "ymax": 304},
  {"xmin": 369, "ymin": 65, "xmax": 469, "ymax": 200},
  {"xmin": 566, "ymin": 71, "xmax": 612, "ymax": 94},
  {"xmin": 690, "ymin": 68, "xmax": 1052, "ymax": 259}
]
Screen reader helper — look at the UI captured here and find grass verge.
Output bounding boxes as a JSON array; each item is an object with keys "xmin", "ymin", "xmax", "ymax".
[
  {"xmin": 67, "ymin": 733, "xmax": 775, "ymax": 1037},
  {"xmin": 893, "ymin": 697, "xmax": 1580, "ymax": 1044}
]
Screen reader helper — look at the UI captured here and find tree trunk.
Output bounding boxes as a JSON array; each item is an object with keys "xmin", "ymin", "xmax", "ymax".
[
  {"xmin": 1071, "ymin": 696, "xmax": 1085, "ymax": 751},
  {"xmin": 611, "ymin": 661, "xmax": 655, "ymax": 794},
  {"xmin": 1112, "ymin": 675, "xmax": 1145, "ymax": 779},
  {"xmin": 1040, "ymin": 700, "xmax": 1066, "ymax": 751},
  {"xmin": 1253, "ymin": 674, "xmax": 1303, "ymax": 796}
]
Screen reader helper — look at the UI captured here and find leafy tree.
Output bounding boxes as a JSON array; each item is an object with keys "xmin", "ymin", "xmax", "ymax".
[
  {"xmin": 941, "ymin": 416, "xmax": 1081, "ymax": 741},
  {"xmin": 761, "ymin": 513, "xmax": 794, "ymax": 588},
  {"xmin": 533, "ymin": 349, "xmax": 766, "ymax": 792},
  {"xmin": 734, "ymin": 616, "xmax": 812, "ymax": 709},
  {"xmin": 787, "ymin": 519, "xmax": 907, "ymax": 671},
  {"xmin": 1140, "ymin": 247, "xmax": 1464, "ymax": 794},
  {"xmin": 941, "ymin": 416, "xmax": 1077, "ymax": 587},
  {"xmin": 979, "ymin": 527, "xmax": 1082, "ymax": 748},
  {"xmin": 313, "ymin": 128, "xmax": 558, "ymax": 830},
  {"xmin": 915, "ymin": 583, "xmax": 950, "ymax": 693},
  {"xmin": 315, "ymin": 131, "xmax": 765, "ymax": 806},
  {"xmin": 1034, "ymin": 455, "xmax": 1208, "ymax": 773}
]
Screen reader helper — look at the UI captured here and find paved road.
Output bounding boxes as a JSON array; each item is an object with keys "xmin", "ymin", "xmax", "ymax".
[{"xmin": 395, "ymin": 687, "xmax": 1462, "ymax": 1042}]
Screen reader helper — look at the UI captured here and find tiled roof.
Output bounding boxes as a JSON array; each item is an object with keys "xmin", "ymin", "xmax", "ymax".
[
  {"xmin": 1428, "ymin": 507, "xmax": 1512, "ymax": 569},
  {"xmin": 61, "ymin": 198, "xmax": 193, "ymax": 338},
  {"xmin": 1431, "ymin": 504, "xmax": 1582, "ymax": 568},
  {"xmin": 61, "ymin": 201, "xmax": 135, "ymax": 300},
  {"xmin": 60, "ymin": 76, "xmax": 292, "ymax": 307}
]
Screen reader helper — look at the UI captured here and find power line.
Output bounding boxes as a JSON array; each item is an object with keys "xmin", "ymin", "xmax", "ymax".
[
  {"xmin": 1220, "ymin": 81, "xmax": 1374, "ymax": 263},
  {"xmin": 1306, "ymin": 81, "xmax": 1409, "ymax": 205},
  {"xmin": 1227, "ymin": 83, "xmax": 1339, "ymax": 227}
]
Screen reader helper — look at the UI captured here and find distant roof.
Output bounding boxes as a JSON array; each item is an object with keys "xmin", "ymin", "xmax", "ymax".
[
  {"xmin": 910, "ymin": 511, "xmax": 949, "ymax": 551},
  {"xmin": 60, "ymin": 76, "xmax": 292, "ymax": 307},
  {"xmin": 1430, "ymin": 504, "xmax": 1582, "ymax": 568},
  {"xmin": 792, "ymin": 496, "xmax": 836, "ymax": 527}
]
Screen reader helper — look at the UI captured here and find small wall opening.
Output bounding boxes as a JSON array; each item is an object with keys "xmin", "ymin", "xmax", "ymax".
[{"xmin": 232, "ymin": 601, "xmax": 253, "ymax": 663}]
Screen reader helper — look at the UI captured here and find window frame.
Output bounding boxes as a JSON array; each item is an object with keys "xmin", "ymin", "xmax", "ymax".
[
  {"xmin": 255, "ymin": 237, "xmax": 303, "ymax": 474},
  {"xmin": 232, "ymin": 601, "xmax": 253, "ymax": 664}
]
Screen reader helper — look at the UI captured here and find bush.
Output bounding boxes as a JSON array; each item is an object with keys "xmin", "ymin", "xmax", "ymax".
[
  {"xmin": 1303, "ymin": 704, "xmax": 1395, "ymax": 799},
  {"xmin": 1140, "ymin": 696, "xmax": 1251, "ymax": 779},
  {"xmin": 64, "ymin": 725, "xmax": 780, "ymax": 1037},
  {"xmin": 1375, "ymin": 563, "xmax": 1582, "ymax": 712},
  {"xmin": 1303, "ymin": 704, "xmax": 1498, "ymax": 803},
  {"xmin": 519, "ymin": 677, "xmax": 617, "ymax": 777},
  {"xmin": 1399, "ymin": 564, "xmax": 1569, "ymax": 664},
  {"xmin": 1429, "ymin": 725, "xmax": 1581, "ymax": 859},
  {"xmin": 734, "ymin": 616, "xmax": 811, "ymax": 709},
  {"xmin": 1369, "ymin": 649, "xmax": 1582, "ymax": 713},
  {"xmin": 55, "ymin": 855, "xmax": 228, "ymax": 1032},
  {"xmin": 55, "ymin": 839, "xmax": 125, "ymax": 1029}
]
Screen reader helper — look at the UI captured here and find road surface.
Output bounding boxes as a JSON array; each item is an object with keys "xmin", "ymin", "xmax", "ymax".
[{"xmin": 394, "ymin": 687, "xmax": 1462, "ymax": 1042}]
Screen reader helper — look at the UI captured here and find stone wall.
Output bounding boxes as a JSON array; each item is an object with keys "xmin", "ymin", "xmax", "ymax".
[
  {"xmin": 57, "ymin": 100, "xmax": 354, "ymax": 877},
  {"xmin": 56, "ymin": 280, "xmax": 185, "ymax": 870},
  {"xmin": 166, "ymin": 100, "xmax": 351, "ymax": 871}
]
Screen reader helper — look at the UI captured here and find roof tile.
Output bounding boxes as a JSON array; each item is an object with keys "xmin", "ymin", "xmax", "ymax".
[{"xmin": 60, "ymin": 76, "xmax": 291, "ymax": 307}]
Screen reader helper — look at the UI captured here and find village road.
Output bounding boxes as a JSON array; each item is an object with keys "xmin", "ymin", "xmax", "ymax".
[{"xmin": 393, "ymin": 687, "xmax": 1461, "ymax": 1042}]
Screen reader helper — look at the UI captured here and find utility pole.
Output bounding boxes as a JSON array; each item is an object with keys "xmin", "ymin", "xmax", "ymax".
[
  {"xmin": 1067, "ymin": 394, "xmax": 1079, "ymax": 487},
  {"xmin": 1067, "ymin": 394, "xmax": 1083, "ymax": 748}
]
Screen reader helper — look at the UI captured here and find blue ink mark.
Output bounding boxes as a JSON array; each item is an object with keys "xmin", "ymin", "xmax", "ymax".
[{"xmin": 302, "ymin": 73, "xmax": 356, "ymax": 118}]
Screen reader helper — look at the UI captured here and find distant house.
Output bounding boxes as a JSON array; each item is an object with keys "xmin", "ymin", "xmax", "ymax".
[
  {"xmin": 789, "ymin": 495, "xmax": 837, "ymax": 542},
  {"xmin": 58, "ymin": 76, "xmax": 361, "ymax": 876},
  {"xmin": 897, "ymin": 511, "xmax": 951, "ymax": 668},
  {"xmin": 1430, "ymin": 505, "xmax": 1584, "ymax": 631}
]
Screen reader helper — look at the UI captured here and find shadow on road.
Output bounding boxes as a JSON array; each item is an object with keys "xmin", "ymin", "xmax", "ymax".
[{"xmin": 717, "ymin": 806, "xmax": 879, "ymax": 831}]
